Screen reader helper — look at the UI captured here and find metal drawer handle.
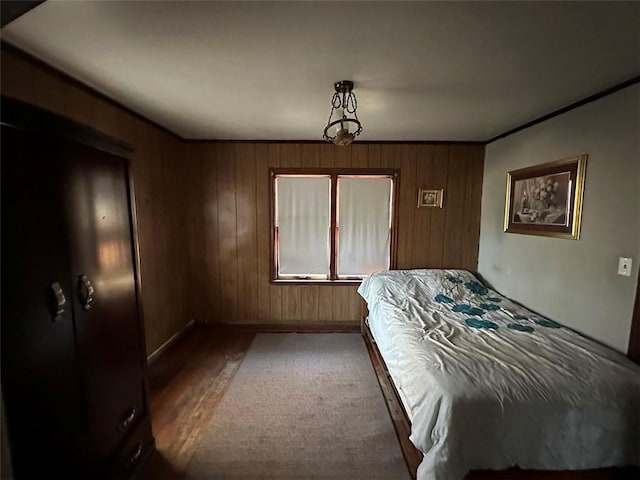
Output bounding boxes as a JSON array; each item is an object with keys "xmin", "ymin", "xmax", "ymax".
[
  {"xmin": 78, "ymin": 274, "xmax": 95, "ymax": 310},
  {"xmin": 129, "ymin": 443, "xmax": 143, "ymax": 465},
  {"xmin": 119, "ymin": 407, "xmax": 136, "ymax": 431},
  {"xmin": 50, "ymin": 282, "xmax": 66, "ymax": 321}
]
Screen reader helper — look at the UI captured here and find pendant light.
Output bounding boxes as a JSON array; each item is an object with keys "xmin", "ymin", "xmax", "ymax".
[{"xmin": 323, "ymin": 80, "xmax": 363, "ymax": 146}]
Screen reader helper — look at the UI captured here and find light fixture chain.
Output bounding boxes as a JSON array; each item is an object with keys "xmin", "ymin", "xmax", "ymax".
[
  {"xmin": 345, "ymin": 91, "xmax": 358, "ymax": 114},
  {"xmin": 331, "ymin": 92, "xmax": 342, "ymax": 109},
  {"xmin": 324, "ymin": 94, "xmax": 340, "ymax": 140}
]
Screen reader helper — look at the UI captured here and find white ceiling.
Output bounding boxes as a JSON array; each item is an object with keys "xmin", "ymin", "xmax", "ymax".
[{"xmin": 2, "ymin": 1, "xmax": 639, "ymax": 141}]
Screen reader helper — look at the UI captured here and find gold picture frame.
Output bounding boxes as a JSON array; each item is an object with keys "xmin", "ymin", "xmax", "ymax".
[
  {"xmin": 418, "ymin": 188, "xmax": 443, "ymax": 208},
  {"xmin": 504, "ymin": 154, "xmax": 587, "ymax": 239}
]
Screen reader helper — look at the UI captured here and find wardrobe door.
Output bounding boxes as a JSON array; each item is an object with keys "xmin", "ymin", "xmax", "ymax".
[
  {"xmin": 1, "ymin": 127, "xmax": 87, "ymax": 477},
  {"xmin": 60, "ymin": 140, "xmax": 146, "ymax": 468}
]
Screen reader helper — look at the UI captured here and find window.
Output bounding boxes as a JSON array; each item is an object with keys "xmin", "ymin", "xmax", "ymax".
[{"xmin": 271, "ymin": 169, "xmax": 398, "ymax": 282}]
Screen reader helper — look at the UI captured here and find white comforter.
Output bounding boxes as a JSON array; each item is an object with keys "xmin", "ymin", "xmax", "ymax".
[{"xmin": 358, "ymin": 269, "xmax": 640, "ymax": 480}]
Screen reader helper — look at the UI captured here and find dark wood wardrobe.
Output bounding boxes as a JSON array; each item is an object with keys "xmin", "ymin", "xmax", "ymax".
[{"xmin": 1, "ymin": 97, "xmax": 154, "ymax": 478}]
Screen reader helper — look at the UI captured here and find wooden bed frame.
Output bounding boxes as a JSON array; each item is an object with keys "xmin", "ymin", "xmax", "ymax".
[
  {"xmin": 360, "ymin": 300, "xmax": 638, "ymax": 480},
  {"xmin": 361, "ymin": 303, "xmax": 423, "ymax": 477}
]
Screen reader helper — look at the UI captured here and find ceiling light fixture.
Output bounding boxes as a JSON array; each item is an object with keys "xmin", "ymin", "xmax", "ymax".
[{"xmin": 323, "ymin": 80, "xmax": 363, "ymax": 147}]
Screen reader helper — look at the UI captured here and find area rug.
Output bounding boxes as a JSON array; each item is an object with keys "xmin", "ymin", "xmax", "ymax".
[{"xmin": 184, "ymin": 333, "xmax": 411, "ymax": 479}]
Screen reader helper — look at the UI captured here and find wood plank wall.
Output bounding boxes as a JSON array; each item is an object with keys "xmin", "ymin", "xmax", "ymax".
[
  {"xmin": 0, "ymin": 45, "xmax": 194, "ymax": 354},
  {"xmin": 188, "ymin": 142, "xmax": 485, "ymax": 326}
]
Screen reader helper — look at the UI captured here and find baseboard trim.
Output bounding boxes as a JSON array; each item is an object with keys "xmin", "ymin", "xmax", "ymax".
[
  {"xmin": 217, "ymin": 323, "xmax": 360, "ymax": 333},
  {"xmin": 147, "ymin": 319, "xmax": 196, "ymax": 364}
]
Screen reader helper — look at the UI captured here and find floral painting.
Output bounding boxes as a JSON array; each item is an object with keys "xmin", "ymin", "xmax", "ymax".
[
  {"xmin": 512, "ymin": 172, "xmax": 571, "ymax": 226},
  {"xmin": 504, "ymin": 154, "xmax": 587, "ymax": 239}
]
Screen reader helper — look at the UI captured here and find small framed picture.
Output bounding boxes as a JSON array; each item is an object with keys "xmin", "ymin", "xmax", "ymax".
[{"xmin": 418, "ymin": 188, "xmax": 443, "ymax": 208}]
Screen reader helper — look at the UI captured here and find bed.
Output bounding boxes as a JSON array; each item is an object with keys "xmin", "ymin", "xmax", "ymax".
[{"xmin": 358, "ymin": 269, "xmax": 640, "ymax": 480}]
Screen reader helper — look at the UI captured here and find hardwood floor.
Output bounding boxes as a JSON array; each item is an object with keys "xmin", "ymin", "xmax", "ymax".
[
  {"xmin": 140, "ymin": 326, "xmax": 255, "ymax": 478},
  {"xmin": 140, "ymin": 326, "xmax": 638, "ymax": 480}
]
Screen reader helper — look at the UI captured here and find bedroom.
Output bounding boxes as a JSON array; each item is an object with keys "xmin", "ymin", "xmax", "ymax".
[{"xmin": 0, "ymin": 1, "xmax": 638, "ymax": 479}]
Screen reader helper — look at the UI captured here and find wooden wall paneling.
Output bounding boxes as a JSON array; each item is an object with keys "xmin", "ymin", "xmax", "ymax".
[
  {"xmin": 266, "ymin": 141, "xmax": 282, "ymax": 172},
  {"xmin": 347, "ymin": 285, "xmax": 363, "ymax": 323},
  {"xmin": 216, "ymin": 144, "xmax": 239, "ymax": 321},
  {"xmin": 161, "ymin": 132, "xmax": 191, "ymax": 341},
  {"xmin": 155, "ymin": 131, "xmax": 170, "ymax": 310},
  {"xmin": 91, "ymin": 101, "xmax": 122, "ymax": 140},
  {"xmin": 146, "ymin": 131, "xmax": 170, "ymax": 346},
  {"xmin": 65, "ymin": 84, "xmax": 95, "ymax": 126},
  {"xmin": 302, "ymin": 288, "xmax": 319, "ymax": 324},
  {"xmin": 461, "ymin": 146, "xmax": 485, "ymax": 272},
  {"xmin": 254, "ymin": 145, "xmax": 272, "ymax": 322},
  {"xmin": 281, "ymin": 288, "xmax": 302, "ymax": 323},
  {"xmin": 127, "ymin": 126, "xmax": 154, "ymax": 336},
  {"xmin": 266, "ymin": 144, "xmax": 284, "ymax": 322},
  {"xmin": 201, "ymin": 145, "xmax": 221, "ymax": 322},
  {"xmin": 319, "ymin": 143, "xmax": 336, "ymax": 168},
  {"xmin": 317, "ymin": 285, "xmax": 334, "ymax": 323},
  {"xmin": 333, "ymin": 143, "xmax": 352, "ymax": 168},
  {"xmin": 300, "ymin": 143, "xmax": 321, "ymax": 168},
  {"xmin": 280, "ymin": 143, "xmax": 301, "ymax": 168},
  {"xmin": 442, "ymin": 145, "xmax": 470, "ymax": 268},
  {"xmin": 140, "ymin": 134, "xmax": 180, "ymax": 342},
  {"xmin": 232, "ymin": 146, "xmax": 247, "ymax": 323},
  {"xmin": 426, "ymin": 145, "xmax": 450, "ymax": 268},
  {"xmin": 235, "ymin": 143, "xmax": 259, "ymax": 322},
  {"xmin": 412, "ymin": 145, "xmax": 435, "ymax": 267},
  {"xmin": 192, "ymin": 141, "xmax": 484, "ymax": 328},
  {"xmin": 300, "ymin": 285, "xmax": 320, "ymax": 324},
  {"xmin": 1, "ymin": 46, "xmax": 35, "ymax": 100},
  {"xmin": 367, "ymin": 144, "xmax": 382, "ymax": 168},
  {"xmin": 175, "ymin": 135, "xmax": 193, "ymax": 328},
  {"xmin": 379, "ymin": 144, "xmax": 397, "ymax": 169},
  {"xmin": 396, "ymin": 145, "xmax": 418, "ymax": 268},
  {"xmin": 350, "ymin": 144, "xmax": 369, "ymax": 168},
  {"xmin": 177, "ymin": 140, "xmax": 193, "ymax": 322},
  {"xmin": 144, "ymin": 133, "xmax": 173, "ymax": 346},
  {"xmin": 331, "ymin": 287, "xmax": 351, "ymax": 323}
]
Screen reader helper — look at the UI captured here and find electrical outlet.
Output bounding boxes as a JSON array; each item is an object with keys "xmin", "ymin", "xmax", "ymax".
[{"xmin": 618, "ymin": 257, "xmax": 632, "ymax": 277}]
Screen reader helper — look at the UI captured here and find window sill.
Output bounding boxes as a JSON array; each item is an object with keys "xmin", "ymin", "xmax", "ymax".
[{"xmin": 271, "ymin": 279, "xmax": 362, "ymax": 286}]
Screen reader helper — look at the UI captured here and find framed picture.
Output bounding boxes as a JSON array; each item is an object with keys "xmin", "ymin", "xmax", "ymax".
[
  {"xmin": 504, "ymin": 154, "xmax": 587, "ymax": 239},
  {"xmin": 418, "ymin": 188, "xmax": 443, "ymax": 208}
]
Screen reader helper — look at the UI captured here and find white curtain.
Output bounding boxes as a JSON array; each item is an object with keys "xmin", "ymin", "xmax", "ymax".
[
  {"xmin": 337, "ymin": 177, "xmax": 391, "ymax": 277},
  {"xmin": 276, "ymin": 176, "xmax": 331, "ymax": 277}
]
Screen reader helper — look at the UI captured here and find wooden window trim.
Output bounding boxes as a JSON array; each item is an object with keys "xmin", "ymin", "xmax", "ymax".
[{"xmin": 270, "ymin": 168, "xmax": 400, "ymax": 284}]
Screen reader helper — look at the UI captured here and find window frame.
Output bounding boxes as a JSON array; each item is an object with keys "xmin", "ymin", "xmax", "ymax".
[{"xmin": 270, "ymin": 168, "xmax": 400, "ymax": 285}]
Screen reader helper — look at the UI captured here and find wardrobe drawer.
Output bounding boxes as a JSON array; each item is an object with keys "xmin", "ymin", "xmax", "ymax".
[{"xmin": 108, "ymin": 416, "xmax": 154, "ymax": 479}]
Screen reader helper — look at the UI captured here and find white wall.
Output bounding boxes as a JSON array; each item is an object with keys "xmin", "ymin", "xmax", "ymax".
[{"xmin": 478, "ymin": 84, "xmax": 640, "ymax": 353}]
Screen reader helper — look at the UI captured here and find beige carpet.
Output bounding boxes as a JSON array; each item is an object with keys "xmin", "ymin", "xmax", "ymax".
[{"xmin": 184, "ymin": 333, "xmax": 411, "ymax": 479}]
